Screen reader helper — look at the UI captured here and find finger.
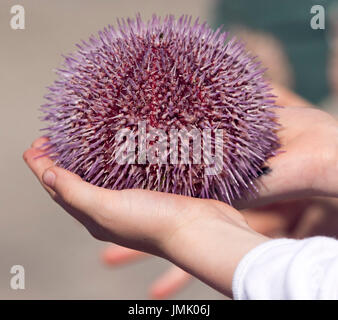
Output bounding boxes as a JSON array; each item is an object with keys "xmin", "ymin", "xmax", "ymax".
[
  {"xmin": 31, "ymin": 136, "xmax": 49, "ymax": 149},
  {"xmin": 25, "ymin": 138, "xmax": 120, "ymax": 221},
  {"xmin": 150, "ymin": 265, "xmax": 191, "ymax": 299},
  {"xmin": 41, "ymin": 166, "xmax": 192, "ymax": 240},
  {"xmin": 41, "ymin": 165, "xmax": 116, "ymax": 221},
  {"xmin": 239, "ymin": 156, "xmax": 310, "ymax": 209},
  {"xmin": 102, "ymin": 245, "xmax": 147, "ymax": 265},
  {"xmin": 24, "ymin": 137, "xmax": 52, "ymax": 175},
  {"xmin": 23, "ymin": 139, "xmax": 55, "ymax": 195},
  {"xmin": 23, "ymin": 147, "xmax": 54, "ymax": 181}
]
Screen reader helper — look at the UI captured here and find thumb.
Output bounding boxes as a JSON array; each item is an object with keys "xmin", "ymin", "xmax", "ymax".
[{"xmin": 42, "ymin": 166, "xmax": 117, "ymax": 219}]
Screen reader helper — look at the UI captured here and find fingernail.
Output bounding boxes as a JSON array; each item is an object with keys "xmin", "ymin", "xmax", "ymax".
[{"xmin": 43, "ymin": 170, "xmax": 56, "ymax": 188}]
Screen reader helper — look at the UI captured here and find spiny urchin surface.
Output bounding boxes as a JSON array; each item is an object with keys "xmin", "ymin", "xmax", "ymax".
[{"xmin": 41, "ymin": 15, "xmax": 280, "ymax": 204}]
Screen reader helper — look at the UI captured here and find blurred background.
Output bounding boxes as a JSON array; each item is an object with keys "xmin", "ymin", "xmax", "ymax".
[{"xmin": 0, "ymin": 0, "xmax": 337, "ymax": 299}]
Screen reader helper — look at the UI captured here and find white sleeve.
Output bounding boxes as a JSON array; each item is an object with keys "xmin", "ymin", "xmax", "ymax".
[{"xmin": 232, "ymin": 236, "xmax": 338, "ymax": 300}]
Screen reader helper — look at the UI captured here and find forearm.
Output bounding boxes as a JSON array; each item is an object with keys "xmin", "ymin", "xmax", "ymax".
[
  {"xmin": 163, "ymin": 217, "xmax": 269, "ymax": 298},
  {"xmin": 164, "ymin": 219, "xmax": 338, "ymax": 300}
]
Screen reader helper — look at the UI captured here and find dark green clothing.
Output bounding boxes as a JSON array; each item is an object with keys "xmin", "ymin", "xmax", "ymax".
[{"xmin": 214, "ymin": 0, "xmax": 337, "ymax": 104}]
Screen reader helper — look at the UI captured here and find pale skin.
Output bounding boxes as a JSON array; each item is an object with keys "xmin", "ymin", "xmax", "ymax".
[{"xmin": 23, "ymin": 86, "xmax": 338, "ymax": 298}]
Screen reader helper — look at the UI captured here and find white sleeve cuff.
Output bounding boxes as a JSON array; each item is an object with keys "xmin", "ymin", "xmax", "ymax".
[
  {"xmin": 232, "ymin": 236, "xmax": 338, "ymax": 300},
  {"xmin": 232, "ymin": 238, "xmax": 295, "ymax": 300}
]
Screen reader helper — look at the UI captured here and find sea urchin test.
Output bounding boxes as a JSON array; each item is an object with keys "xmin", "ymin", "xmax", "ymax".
[{"xmin": 41, "ymin": 15, "xmax": 280, "ymax": 204}]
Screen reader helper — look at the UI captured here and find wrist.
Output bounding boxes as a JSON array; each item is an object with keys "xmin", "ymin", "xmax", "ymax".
[{"xmin": 162, "ymin": 208, "xmax": 270, "ymax": 297}]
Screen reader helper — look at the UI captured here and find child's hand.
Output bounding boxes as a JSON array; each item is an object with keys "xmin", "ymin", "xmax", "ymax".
[{"xmin": 24, "ymin": 139, "xmax": 266, "ymax": 297}]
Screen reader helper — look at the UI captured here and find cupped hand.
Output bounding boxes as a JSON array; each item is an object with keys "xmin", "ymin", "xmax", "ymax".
[
  {"xmin": 24, "ymin": 139, "xmax": 266, "ymax": 297},
  {"xmin": 24, "ymin": 138, "xmax": 244, "ymax": 255}
]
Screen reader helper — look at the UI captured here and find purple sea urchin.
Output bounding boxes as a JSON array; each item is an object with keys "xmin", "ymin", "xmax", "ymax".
[{"xmin": 41, "ymin": 14, "xmax": 280, "ymax": 204}]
